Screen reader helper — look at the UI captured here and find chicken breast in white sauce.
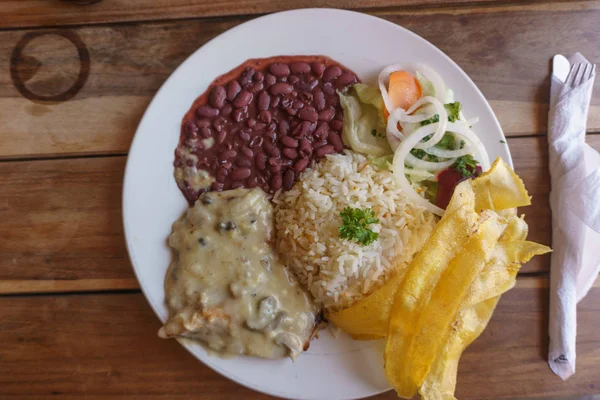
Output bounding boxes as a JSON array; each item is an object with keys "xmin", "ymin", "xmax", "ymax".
[{"xmin": 159, "ymin": 188, "xmax": 319, "ymax": 359}]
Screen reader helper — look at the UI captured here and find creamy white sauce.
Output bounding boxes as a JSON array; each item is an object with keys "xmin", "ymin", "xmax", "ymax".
[
  {"xmin": 174, "ymin": 147, "xmax": 214, "ymax": 193},
  {"xmin": 159, "ymin": 188, "xmax": 319, "ymax": 359}
]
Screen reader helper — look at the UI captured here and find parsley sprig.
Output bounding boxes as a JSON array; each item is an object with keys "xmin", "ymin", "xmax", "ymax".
[
  {"xmin": 420, "ymin": 102, "xmax": 462, "ymax": 126},
  {"xmin": 453, "ymin": 155, "xmax": 479, "ymax": 178},
  {"xmin": 339, "ymin": 207, "xmax": 379, "ymax": 246}
]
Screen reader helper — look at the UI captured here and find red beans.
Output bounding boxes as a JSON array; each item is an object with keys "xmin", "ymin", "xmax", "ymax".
[
  {"xmin": 328, "ymin": 131, "xmax": 344, "ymax": 153},
  {"xmin": 291, "ymin": 62, "xmax": 311, "ymax": 74},
  {"xmin": 283, "ymin": 170, "xmax": 295, "ymax": 190},
  {"xmin": 258, "ymin": 110, "xmax": 272, "ymax": 124},
  {"xmin": 268, "ymin": 147, "xmax": 281, "ymax": 158},
  {"xmin": 298, "ymin": 108, "xmax": 318, "ymax": 123},
  {"xmin": 232, "ymin": 108, "xmax": 247, "ymax": 123},
  {"xmin": 221, "ymin": 105, "xmax": 232, "ymax": 116},
  {"xmin": 238, "ymin": 130, "xmax": 251, "ymax": 142},
  {"xmin": 231, "ymin": 168, "xmax": 251, "ymax": 180},
  {"xmin": 217, "ymin": 130, "xmax": 227, "ymax": 144},
  {"xmin": 199, "ymin": 127, "xmax": 212, "ymax": 138},
  {"xmin": 221, "ymin": 150, "xmax": 237, "ymax": 159},
  {"xmin": 265, "ymin": 74, "xmax": 277, "ymax": 87},
  {"xmin": 283, "ymin": 148, "xmax": 299, "ymax": 159},
  {"xmin": 209, "ymin": 86, "xmax": 226, "ymax": 109},
  {"xmin": 291, "ymin": 121, "xmax": 313, "ymax": 138},
  {"xmin": 330, "ymin": 120, "xmax": 343, "ymax": 131},
  {"xmin": 268, "ymin": 157, "xmax": 282, "ymax": 173},
  {"xmin": 226, "ymin": 80, "xmax": 241, "ymax": 100},
  {"xmin": 318, "ymin": 108, "xmax": 335, "ymax": 121},
  {"xmin": 216, "ymin": 167, "xmax": 228, "ymax": 182},
  {"xmin": 323, "ymin": 66, "xmax": 342, "ymax": 82},
  {"xmin": 176, "ymin": 56, "xmax": 358, "ymax": 202},
  {"xmin": 240, "ymin": 147, "xmax": 254, "ymax": 158},
  {"xmin": 280, "ymin": 136, "xmax": 299, "ymax": 148},
  {"xmin": 315, "ymin": 145, "xmax": 335, "ymax": 158},
  {"xmin": 278, "ymin": 119, "xmax": 290, "ymax": 135},
  {"xmin": 255, "ymin": 152, "xmax": 267, "ymax": 170},
  {"xmin": 184, "ymin": 121, "xmax": 199, "ymax": 138},
  {"xmin": 299, "ymin": 139, "xmax": 313, "ymax": 158},
  {"xmin": 314, "ymin": 122, "xmax": 329, "ymax": 141},
  {"xmin": 270, "ymin": 82, "xmax": 294, "ymax": 95},
  {"xmin": 258, "ymin": 91, "xmax": 271, "ymax": 111},
  {"xmin": 269, "ymin": 63, "xmax": 290, "ymax": 77},
  {"xmin": 297, "ymin": 78, "xmax": 318, "ymax": 92},
  {"xmin": 311, "ymin": 62, "xmax": 325, "ymax": 77},
  {"xmin": 236, "ymin": 157, "xmax": 252, "ymax": 167},
  {"xmin": 233, "ymin": 90, "xmax": 253, "ymax": 108},
  {"xmin": 293, "ymin": 100, "xmax": 305, "ymax": 109},
  {"xmin": 196, "ymin": 119, "xmax": 211, "ymax": 128},
  {"xmin": 313, "ymin": 89, "xmax": 326, "ymax": 111},
  {"xmin": 336, "ymin": 72, "xmax": 357, "ymax": 88},
  {"xmin": 271, "ymin": 173, "xmax": 283, "ymax": 191},
  {"xmin": 196, "ymin": 105, "xmax": 219, "ymax": 118},
  {"xmin": 271, "ymin": 95, "xmax": 281, "ymax": 108},
  {"xmin": 250, "ymin": 82, "xmax": 264, "ymax": 93},
  {"xmin": 294, "ymin": 158, "xmax": 309, "ymax": 173},
  {"xmin": 249, "ymin": 136, "xmax": 264, "ymax": 148}
]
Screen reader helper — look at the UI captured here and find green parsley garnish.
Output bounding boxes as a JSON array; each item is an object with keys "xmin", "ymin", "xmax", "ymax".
[
  {"xmin": 435, "ymin": 133, "xmax": 456, "ymax": 150},
  {"xmin": 444, "ymin": 102, "xmax": 461, "ymax": 122},
  {"xmin": 500, "ymin": 140, "xmax": 506, "ymax": 144},
  {"xmin": 410, "ymin": 148, "xmax": 439, "ymax": 162},
  {"xmin": 339, "ymin": 207, "xmax": 379, "ymax": 246},
  {"xmin": 453, "ymin": 155, "xmax": 479, "ymax": 178},
  {"xmin": 420, "ymin": 102, "xmax": 462, "ymax": 126},
  {"xmin": 420, "ymin": 114, "xmax": 440, "ymax": 126}
]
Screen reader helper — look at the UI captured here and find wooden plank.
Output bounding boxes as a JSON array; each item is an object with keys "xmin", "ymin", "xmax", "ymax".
[
  {"xmin": 2, "ymin": 135, "xmax": 593, "ymax": 293},
  {"xmin": 1, "ymin": 3, "xmax": 599, "ymax": 159},
  {"xmin": 0, "ymin": 277, "xmax": 598, "ymax": 399},
  {"xmin": 0, "ymin": 156, "xmax": 131, "ymax": 283},
  {"xmin": 0, "ymin": 0, "xmax": 548, "ymax": 30},
  {"xmin": 0, "ymin": 279, "xmax": 139, "ymax": 294}
]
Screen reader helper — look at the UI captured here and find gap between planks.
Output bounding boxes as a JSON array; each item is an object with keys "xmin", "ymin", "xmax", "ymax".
[
  {"xmin": 1, "ymin": 275, "xmax": 598, "ymax": 297},
  {"xmin": 0, "ymin": 278, "xmax": 140, "ymax": 295}
]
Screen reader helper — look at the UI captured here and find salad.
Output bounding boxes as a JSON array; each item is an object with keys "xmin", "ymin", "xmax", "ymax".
[{"xmin": 339, "ymin": 65, "xmax": 490, "ymax": 216}]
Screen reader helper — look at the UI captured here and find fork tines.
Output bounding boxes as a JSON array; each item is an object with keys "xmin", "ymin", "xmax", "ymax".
[{"xmin": 566, "ymin": 62, "xmax": 596, "ymax": 88}]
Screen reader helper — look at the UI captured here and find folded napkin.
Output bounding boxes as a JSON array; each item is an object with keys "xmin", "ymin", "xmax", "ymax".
[{"xmin": 548, "ymin": 53, "xmax": 600, "ymax": 380}]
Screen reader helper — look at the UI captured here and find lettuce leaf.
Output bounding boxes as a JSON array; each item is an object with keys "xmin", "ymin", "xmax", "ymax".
[
  {"xmin": 368, "ymin": 155, "xmax": 394, "ymax": 171},
  {"xmin": 416, "ymin": 71, "xmax": 435, "ymax": 97},
  {"xmin": 339, "ymin": 84, "xmax": 391, "ymax": 156}
]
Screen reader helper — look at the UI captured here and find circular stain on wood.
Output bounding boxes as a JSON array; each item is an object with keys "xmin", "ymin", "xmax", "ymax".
[{"xmin": 10, "ymin": 30, "xmax": 90, "ymax": 103}]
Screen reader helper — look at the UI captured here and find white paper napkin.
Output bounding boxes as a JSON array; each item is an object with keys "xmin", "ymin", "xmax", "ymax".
[{"xmin": 548, "ymin": 53, "xmax": 600, "ymax": 380}]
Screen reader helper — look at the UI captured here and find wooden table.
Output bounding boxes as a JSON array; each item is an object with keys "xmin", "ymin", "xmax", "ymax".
[{"xmin": 1, "ymin": 1, "xmax": 599, "ymax": 399}]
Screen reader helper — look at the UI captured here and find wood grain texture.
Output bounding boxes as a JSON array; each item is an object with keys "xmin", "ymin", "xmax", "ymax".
[
  {"xmin": 2, "ymin": 135, "xmax": 597, "ymax": 293},
  {"xmin": 1, "ymin": 2, "xmax": 599, "ymax": 159},
  {"xmin": 0, "ymin": 0, "xmax": 548, "ymax": 29},
  {"xmin": 0, "ymin": 279, "xmax": 139, "ymax": 294},
  {"xmin": 0, "ymin": 156, "xmax": 128, "ymax": 282},
  {"xmin": 0, "ymin": 277, "xmax": 598, "ymax": 399}
]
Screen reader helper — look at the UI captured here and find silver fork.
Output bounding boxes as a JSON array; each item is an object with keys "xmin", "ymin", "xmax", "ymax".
[{"xmin": 565, "ymin": 62, "xmax": 596, "ymax": 89}]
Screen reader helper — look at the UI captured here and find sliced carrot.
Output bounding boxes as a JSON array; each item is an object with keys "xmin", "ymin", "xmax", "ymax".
[{"xmin": 387, "ymin": 71, "xmax": 422, "ymax": 113}]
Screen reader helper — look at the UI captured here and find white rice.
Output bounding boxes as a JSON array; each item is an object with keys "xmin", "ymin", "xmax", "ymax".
[{"xmin": 273, "ymin": 151, "xmax": 437, "ymax": 310}]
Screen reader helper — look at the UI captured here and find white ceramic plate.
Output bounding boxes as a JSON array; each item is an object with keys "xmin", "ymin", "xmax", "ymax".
[{"xmin": 123, "ymin": 8, "xmax": 510, "ymax": 400}]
